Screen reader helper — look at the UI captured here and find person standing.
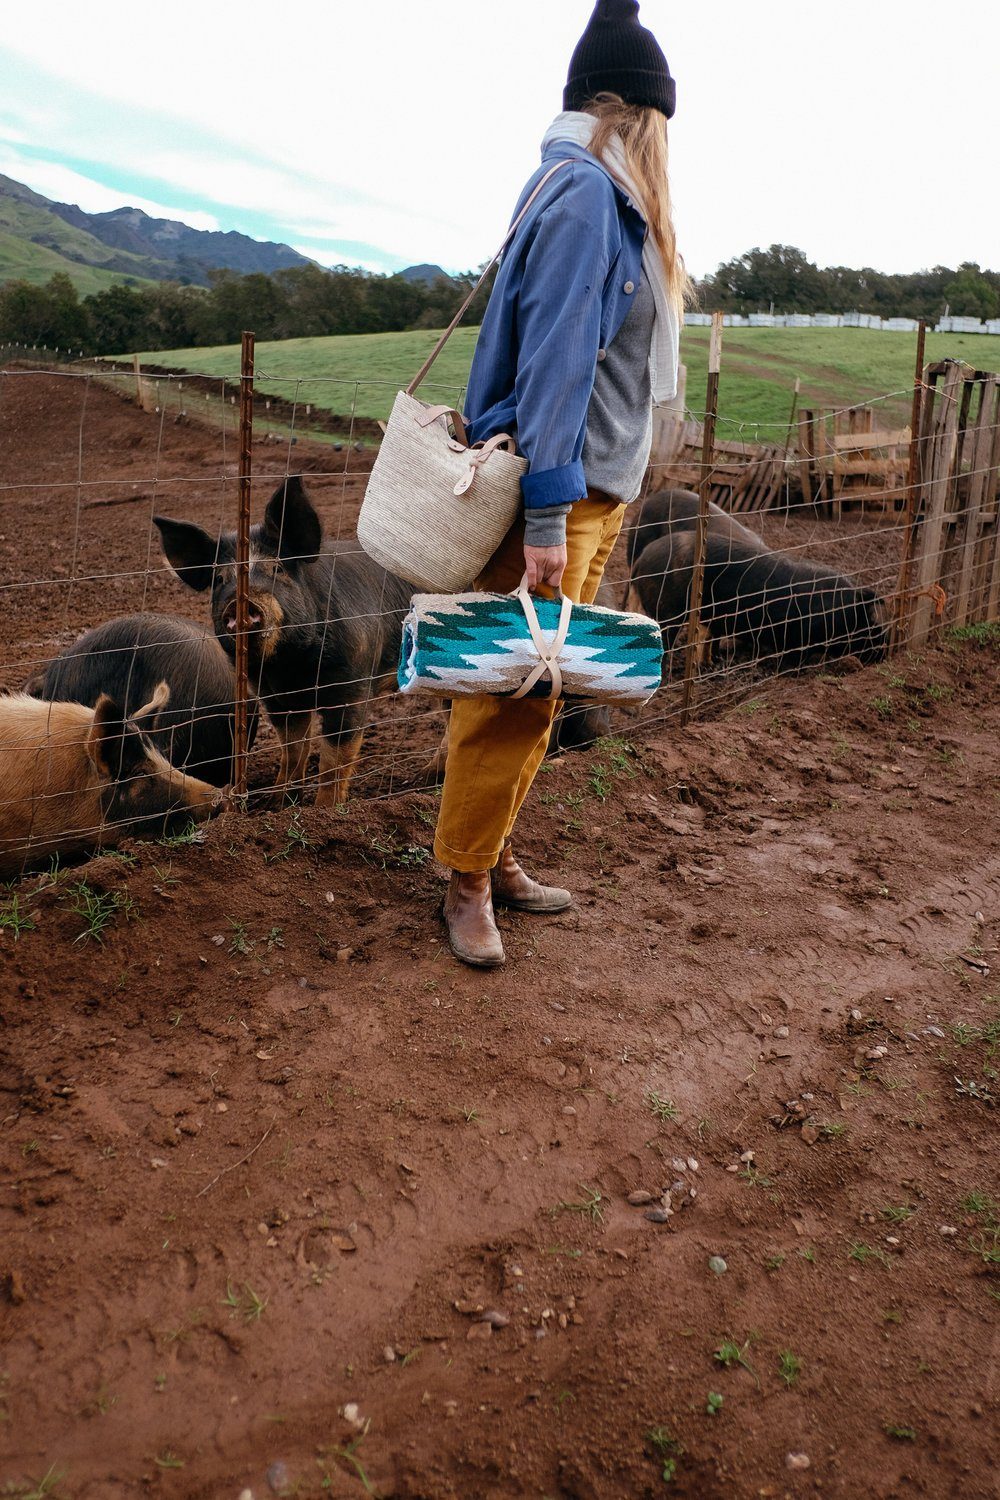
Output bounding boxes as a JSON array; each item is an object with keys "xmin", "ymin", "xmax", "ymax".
[{"xmin": 435, "ymin": 0, "xmax": 687, "ymax": 966}]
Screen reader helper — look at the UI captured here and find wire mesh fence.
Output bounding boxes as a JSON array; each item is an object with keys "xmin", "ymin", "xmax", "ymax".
[{"xmin": 1, "ymin": 339, "xmax": 997, "ymax": 883}]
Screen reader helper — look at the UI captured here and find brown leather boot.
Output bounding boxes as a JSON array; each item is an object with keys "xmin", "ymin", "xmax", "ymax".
[
  {"xmin": 443, "ymin": 871, "xmax": 506, "ymax": 968},
  {"xmin": 491, "ymin": 841, "xmax": 572, "ymax": 914}
]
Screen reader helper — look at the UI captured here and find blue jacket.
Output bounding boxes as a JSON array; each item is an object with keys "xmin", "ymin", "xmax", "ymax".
[{"xmin": 465, "ymin": 141, "xmax": 647, "ymax": 511}]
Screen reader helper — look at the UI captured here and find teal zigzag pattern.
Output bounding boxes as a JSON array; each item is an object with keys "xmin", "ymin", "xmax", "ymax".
[{"xmin": 398, "ymin": 593, "xmax": 663, "ymax": 704}]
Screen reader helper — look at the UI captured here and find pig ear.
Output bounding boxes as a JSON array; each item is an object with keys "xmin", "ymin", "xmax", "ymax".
[
  {"xmin": 86, "ymin": 694, "xmax": 126, "ymax": 775},
  {"xmin": 154, "ymin": 516, "xmax": 219, "ymax": 592},
  {"xmin": 263, "ymin": 476, "xmax": 322, "ymax": 564},
  {"xmin": 132, "ymin": 680, "xmax": 170, "ymax": 729}
]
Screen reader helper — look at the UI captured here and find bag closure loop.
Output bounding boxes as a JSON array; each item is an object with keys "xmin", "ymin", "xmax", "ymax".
[
  {"xmin": 510, "ymin": 574, "xmax": 575, "ymax": 700},
  {"xmin": 453, "ymin": 432, "xmax": 516, "ymax": 496}
]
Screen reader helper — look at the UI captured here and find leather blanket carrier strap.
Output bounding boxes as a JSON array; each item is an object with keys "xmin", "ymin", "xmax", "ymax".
[{"xmin": 396, "ymin": 578, "xmax": 664, "ymax": 706}]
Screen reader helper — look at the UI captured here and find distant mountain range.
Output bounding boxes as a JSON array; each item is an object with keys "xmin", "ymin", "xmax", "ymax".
[{"xmin": 0, "ymin": 173, "xmax": 314, "ymax": 294}]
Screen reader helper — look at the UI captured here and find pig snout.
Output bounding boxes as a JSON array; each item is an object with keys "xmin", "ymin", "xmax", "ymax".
[
  {"xmin": 224, "ymin": 600, "xmax": 266, "ymax": 635},
  {"xmin": 177, "ymin": 771, "xmax": 226, "ymax": 821}
]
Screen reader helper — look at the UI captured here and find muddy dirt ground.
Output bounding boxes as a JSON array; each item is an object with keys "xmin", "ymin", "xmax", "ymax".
[{"xmin": 0, "ymin": 369, "xmax": 997, "ymax": 1499}]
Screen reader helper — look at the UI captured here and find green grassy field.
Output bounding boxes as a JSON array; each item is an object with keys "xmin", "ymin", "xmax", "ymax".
[
  {"xmin": 0, "ymin": 230, "xmax": 152, "ymax": 297},
  {"xmin": 128, "ymin": 325, "xmax": 1000, "ymax": 435},
  {"xmin": 0, "ymin": 187, "xmax": 157, "ymax": 295}
]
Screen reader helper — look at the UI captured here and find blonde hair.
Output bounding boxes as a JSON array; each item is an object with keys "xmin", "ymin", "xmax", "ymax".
[{"xmin": 584, "ymin": 92, "xmax": 691, "ymax": 315}]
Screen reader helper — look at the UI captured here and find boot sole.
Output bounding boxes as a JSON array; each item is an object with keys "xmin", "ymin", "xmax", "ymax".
[
  {"xmin": 492, "ymin": 895, "xmax": 573, "ymax": 915},
  {"xmin": 448, "ymin": 944, "xmax": 506, "ymax": 969}
]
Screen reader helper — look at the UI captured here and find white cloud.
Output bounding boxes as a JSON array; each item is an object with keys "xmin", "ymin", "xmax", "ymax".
[
  {"xmin": 0, "ymin": 0, "xmax": 998, "ymax": 277},
  {"xmin": 0, "ymin": 147, "xmax": 220, "ymax": 231}
]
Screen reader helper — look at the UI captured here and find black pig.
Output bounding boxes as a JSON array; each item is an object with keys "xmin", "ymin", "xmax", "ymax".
[
  {"xmin": 30, "ymin": 614, "xmax": 257, "ymax": 787},
  {"xmin": 629, "ymin": 525, "xmax": 889, "ymax": 672},
  {"xmin": 153, "ymin": 478, "xmax": 412, "ymax": 805},
  {"xmin": 626, "ymin": 487, "xmax": 767, "ymax": 573}
]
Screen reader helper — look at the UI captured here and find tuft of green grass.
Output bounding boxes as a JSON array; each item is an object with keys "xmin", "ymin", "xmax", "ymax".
[
  {"xmin": 550, "ymin": 1184, "xmax": 605, "ymax": 1226},
  {"xmin": 366, "ymin": 830, "xmax": 430, "ymax": 869},
  {"xmin": 713, "ymin": 1335, "xmax": 758, "ymax": 1384},
  {"xmin": 706, "ymin": 1391, "xmax": 724, "ymax": 1417},
  {"xmin": 954, "ymin": 1076, "xmax": 995, "ymax": 1106},
  {"xmin": 222, "ymin": 1280, "xmax": 268, "ymax": 1323},
  {"xmin": 321, "ymin": 1430, "xmax": 375, "ymax": 1495},
  {"xmin": 587, "ymin": 736, "xmax": 636, "ymax": 802},
  {"xmin": 157, "ymin": 819, "xmax": 206, "ymax": 848},
  {"xmin": 645, "ymin": 1090, "xmax": 680, "ymax": 1123},
  {"xmin": 872, "ymin": 694, "xmax": 894, "ymax": 719},
  {"xmin": 645, "ymin": 1427, "xmax": 684, "ymax": 1485},
  {"xmin": 849, "ymin": 1242, "xmax": 891, "ymax": 1269},
  {"xmin": 264, "ymin": 810, "xmax": 315, "ymax": 862},
  {"xmin": 880, "ymin": 1204, "xmax": 916, "ymax": 1224},
  {"xmin": 739, "ymin": 1163, "xmax": 774, "ymax": 1189},
  {"xmin": 947, "ymin": 621, "xmax": 1000, "ymax": 647},
  {"xmin": 0, "ymin": 894, "xmax": 36, "ymax": 940},
  {"xmin": 884, "ymin": 1424, "xmax": 916, "ymax": 1441},
  {"xmin": 62, "ymin": 881, "xmax": 134, "ymax": 943},
  {"xmin": 778, "ymin": 1350, "xmax": 802, "ymax": 1387},
  {"xmin": 227, "ymin": 919, "xmax": 252, "ymax": 956},
  {"xmin": 962, "ymin": 1192, "xmax": 1000, "ymax": 1266},
  {"xmin": 3, "ymin": 1468, "xmax": 69, "ymax": 1500},
  {"xmin": 960, "ymin": 1191, "xmax": 998, "ymax": 1218}
]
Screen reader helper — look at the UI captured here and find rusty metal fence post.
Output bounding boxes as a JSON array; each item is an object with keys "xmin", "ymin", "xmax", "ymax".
[
  {"xmin": 680, "ymin": 311, "xmax": 723, "ymax": 726},
  {"xmin": 233, "ymin": 330, "xmax": 255, "ymax": 799}
]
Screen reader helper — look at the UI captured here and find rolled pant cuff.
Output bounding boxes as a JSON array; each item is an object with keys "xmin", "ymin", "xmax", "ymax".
[{"xmin": 433, "ymin": 835, "xmax": 502, "ymax": 874}]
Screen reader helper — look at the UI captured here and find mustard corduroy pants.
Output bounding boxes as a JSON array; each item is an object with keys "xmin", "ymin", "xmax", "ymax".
[{"xmin": 433, "ymin": 495, "xmax": 626, "ymax": 873}]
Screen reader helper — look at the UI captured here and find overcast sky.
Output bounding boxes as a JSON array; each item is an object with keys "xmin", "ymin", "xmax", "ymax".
[{"xmin": 0, "ymin": 0, "xmax": 996, "ymax": 280}]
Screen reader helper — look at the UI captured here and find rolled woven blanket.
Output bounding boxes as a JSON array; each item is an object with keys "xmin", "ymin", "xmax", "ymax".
[{"xmin": 398, "ymin": 588, "xmax": 663, "ymax": 704}]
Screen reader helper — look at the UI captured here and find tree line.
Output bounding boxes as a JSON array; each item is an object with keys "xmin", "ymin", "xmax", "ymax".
[
  {"xmin": 1, "ymin": 245, "xmax": 998, "ymax": 356},
  {"xmin": 694, "ymin": 245, "xmax": 1000, "ymax": 321},
  {"xmin": 0, "ymin": 264, "xmax": 496, "ymax": 355}
]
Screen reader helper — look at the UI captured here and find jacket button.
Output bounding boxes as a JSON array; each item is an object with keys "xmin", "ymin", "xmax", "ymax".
[
  {"xmin": 597, "ymin": 348, "xmax": 607, "ymax": 362},
  {"xmin": 624, "ymin": 280, "xmax": 635, "ymax": 294}
]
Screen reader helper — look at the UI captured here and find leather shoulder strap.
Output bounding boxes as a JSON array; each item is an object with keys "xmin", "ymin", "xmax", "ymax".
[{"xmin": 405, "ymin": 158, "xmax": 575, "ymax": 398}]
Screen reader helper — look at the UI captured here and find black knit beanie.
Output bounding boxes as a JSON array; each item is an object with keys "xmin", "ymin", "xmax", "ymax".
[{"xmin": 563, "ymin": 0, "xmax": 675, "ymax": 119}]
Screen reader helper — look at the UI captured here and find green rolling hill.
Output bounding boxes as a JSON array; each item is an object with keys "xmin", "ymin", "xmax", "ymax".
[
  {"xmin": 124, "ymin": 325, "xmax": 1000, "ymax": 433},
  {"xmin": 0, "ymin": 172, "xmax": 310, "ymax": 294}
]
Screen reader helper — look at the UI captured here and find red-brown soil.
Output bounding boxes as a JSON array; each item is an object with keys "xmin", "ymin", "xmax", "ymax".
[{"xmin": 1, "ymin": 370, "xmax": 997, "ymax": 1500}]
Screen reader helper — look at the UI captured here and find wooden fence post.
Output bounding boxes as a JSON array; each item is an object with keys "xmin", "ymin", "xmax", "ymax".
[
  {"xmin": 233, "ymin": 330, "xmax": 255, "ymax": 800},
  {"xmin": 132, "ymin": 352, "xmax": 151, "ymax": 412},
  {"xmin": 892, "ymin": 320, "xmax": 927, "ymax": 648},
  {"xmin": 952, "ymin": 375, "xmax": 997, "ymax": 626},
  {"xmin": 975, "ymin": 382, "xmax": 1000, "ymax": 621},
  {"xmin": 909, "ymin": 361, "xmax": 968, "ymax": 648},
  {"xmin": 782, "ymin": 377, "xmax": 801, "ymax": 465},
  {"xmin": 680, "ymin": 312, "xmax": 723, "ymax": 726}
]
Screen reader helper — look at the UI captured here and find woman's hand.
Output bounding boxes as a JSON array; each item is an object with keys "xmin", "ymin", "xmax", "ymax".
[{"xmin": 523, "ymin": 542, "xmax": 568, "ymax": 592}]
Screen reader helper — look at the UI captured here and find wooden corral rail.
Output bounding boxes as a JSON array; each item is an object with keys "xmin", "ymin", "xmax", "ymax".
[
  {"xmin": 905, "ymin": 360, "xmax": 1000, "ymax": 646},
  {"xmin": 799, "ymin": 407, "xmax": 911, "ymax": 512},
  {"xmin": 656, "ymin": 422, "xmax": 787, "ymax": 512},
  {"xmin": 647, "ymin": 370, "xmax": 787, "ymax": 513}
]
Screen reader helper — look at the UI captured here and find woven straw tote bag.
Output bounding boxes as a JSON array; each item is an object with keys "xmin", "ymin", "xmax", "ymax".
[{"xmin": 358, "ymin": 160, "xmax": 572, "ymax": 594}]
